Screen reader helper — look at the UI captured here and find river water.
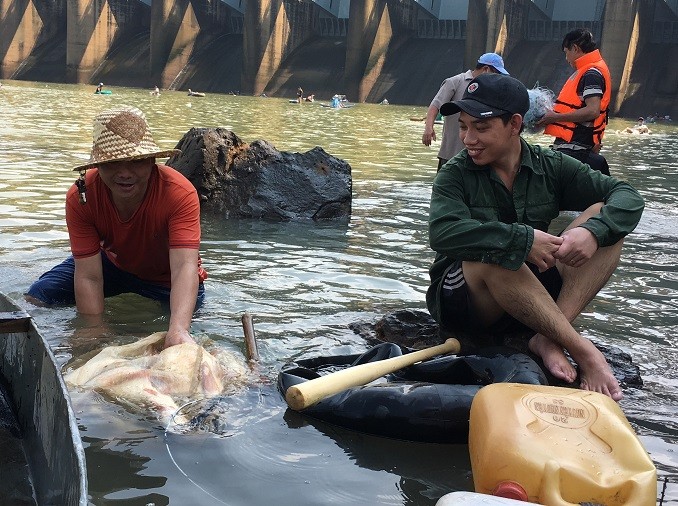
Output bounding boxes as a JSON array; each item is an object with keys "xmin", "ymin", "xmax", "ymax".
[{"xmin": 1, "ymin": 80, "xmax": 677, "ymax": 505}]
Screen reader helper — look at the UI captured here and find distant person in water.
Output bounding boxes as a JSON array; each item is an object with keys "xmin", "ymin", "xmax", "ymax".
[
  {"xmin": 297, "ymin": 87, "xmax": 304, "ymax": 104},
  {"xmin": 623, "ymin": 117, "xmax": 650, "ymax": 134},
  {"xmin": 428, "ymin": 73, "xmax": 644, "ymax": 401},
  {"xmin": 25, "ymin": 105, "xmax": 207, "ymax": 349},
  {"xmin": 95, "ymin": 83, "xmax": 104, "ymax": 93},
  {"xmin": 305, "ymin": 94, "xmax": 315, "ymax": 102}
]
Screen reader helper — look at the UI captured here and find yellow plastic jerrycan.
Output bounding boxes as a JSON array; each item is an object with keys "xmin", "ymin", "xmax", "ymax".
[{"xmin": 469, "ymin": 383, "xmax": 656, "ymax": 505}]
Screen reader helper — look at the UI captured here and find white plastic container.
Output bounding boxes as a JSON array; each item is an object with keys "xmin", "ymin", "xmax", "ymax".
[
  {"xmin": 469, "ymin": 383, "xmax": 656, "ymax": 506},
  {"xmin": 436, "ymin": 491, "xmax": 531, "ymax": 505}
]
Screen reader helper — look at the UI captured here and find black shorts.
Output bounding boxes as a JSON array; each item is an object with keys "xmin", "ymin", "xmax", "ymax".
[
  {"xmin": 440, "ymin": 260, "xmax": 562, "ymax": 335},
  {"xmin": 553, "ymin": 146, "xmax": 610, "ymax": 176}
]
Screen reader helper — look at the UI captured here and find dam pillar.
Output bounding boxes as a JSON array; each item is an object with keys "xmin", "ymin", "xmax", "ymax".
[
  {"xmin": 465, "ymin": 0, "xmax": 529, "ymax": 68},
  {"xmin": 464, "ymin": 0, "xmax": 490, "ymax": 68},
  {"xmin": 66, "ymin": 0, "xmax": 117, "ymax": 83},
  {"xmin": 0, "ymin": 0, "xmax": 54, "ymax": 79},
  {"xmin": 241, "ymin": 0, "xmax": 288, "ymax": 96},
  {"xmin": 344, "ymin": 0, "xmax": 393, "ymax": 103},
  {"xmin": 241, "ymin": 0, "xmax": 314, "ymax": 96},
  {"xmin": 150, "ymin": 0, "xmax": 199, "ymax": 89},
  {"xmin": 600, "ymin": 0, "xmax": 645, "ymax": 114}
]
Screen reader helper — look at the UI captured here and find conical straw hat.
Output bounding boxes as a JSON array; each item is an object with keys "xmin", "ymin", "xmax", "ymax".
[{"xmin": 74, "ymin": 105, "xmax": 180, "ymax": 171}]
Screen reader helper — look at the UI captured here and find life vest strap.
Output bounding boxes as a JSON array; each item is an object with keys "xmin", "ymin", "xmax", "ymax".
[
  {"xmin": 552, "ymin": 122, "xmax": 576, "ymax": 133},
  {"xmin": 555, "ymin": 99, "xmax": 582, "ymax": 110}
]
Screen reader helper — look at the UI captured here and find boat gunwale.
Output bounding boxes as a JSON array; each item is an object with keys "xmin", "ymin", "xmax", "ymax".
[{"xmin": 0, "ymin": 294, "xmax": 88, "ymax": 506}]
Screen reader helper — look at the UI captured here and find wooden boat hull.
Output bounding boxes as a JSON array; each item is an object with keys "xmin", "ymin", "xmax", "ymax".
[{"xmin": 0, "ymin": 294, "xmax": 87, "ymax": 505}]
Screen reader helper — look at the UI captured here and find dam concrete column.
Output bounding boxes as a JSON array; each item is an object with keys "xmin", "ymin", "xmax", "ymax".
[
  {"xmin": 0, "ymin": 0, "xmax": 43, "ymax": 78},
  {"xmin": 464, "ymin": 0, "xmax": 490, "ymax": 69},
  {"xmin": 150, "ymin": 0, "xmax": 199, "ymax": 89},
  {"xmin": 600, "ymin": 0, "xmax": 645, "ymax": 114},
  {"xmin": 465, "ymin": 0, "xmax": 506, "ymax": 66},
  {"xmin": 66, "ymin": 0, "xmax": 118, "ymax": 83},
  {"xmin": 344, "ymin": 0, "xmax": 392, "ymax": 103},
  {"xmin": 465, "ymin": 0, "xmax": 529, "ymax": 67},
  {"xmin": 242, "ymin": 0, "xmax": 289, "ymax": 96}
]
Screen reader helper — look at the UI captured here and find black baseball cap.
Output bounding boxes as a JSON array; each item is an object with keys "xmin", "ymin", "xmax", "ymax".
[{"xmin": 440, "ymin": 73, "xmax": 529, "ymax": 119}]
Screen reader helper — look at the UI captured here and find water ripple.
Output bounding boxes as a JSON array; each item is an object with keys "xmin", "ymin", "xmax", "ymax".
[{"xmin": 2, "ymin": 81, "xmax": 678, "ymax": 504}]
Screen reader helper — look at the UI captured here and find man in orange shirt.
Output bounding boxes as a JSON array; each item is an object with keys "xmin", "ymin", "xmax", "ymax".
[{"xmin": 26, "ymin": 105, "xmax": 206, "ymax": 348}]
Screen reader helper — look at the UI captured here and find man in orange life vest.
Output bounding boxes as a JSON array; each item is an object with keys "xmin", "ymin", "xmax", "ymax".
[{"xmin": 538, "ymin": 28, "xmax": 611, "ymax": 175}]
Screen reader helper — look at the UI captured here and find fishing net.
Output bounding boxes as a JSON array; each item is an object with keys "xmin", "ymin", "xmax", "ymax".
[{"xmin": 524, "ymin": 85, "xmax": 556, "ymax": 134}]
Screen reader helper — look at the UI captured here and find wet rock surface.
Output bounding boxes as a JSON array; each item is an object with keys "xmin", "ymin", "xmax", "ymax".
[
  {"xmin": 349, "ymin": 308, "xmax": 643, "ymax": 389},
  {"xmin": 168, "ymin": 127, "xmax": 352, "ymax": 221}
]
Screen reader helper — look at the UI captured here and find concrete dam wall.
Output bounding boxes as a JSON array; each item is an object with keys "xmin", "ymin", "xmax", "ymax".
[{"xmin": 1, "ymin": 0, "xmax": 676, "ymax": 117}]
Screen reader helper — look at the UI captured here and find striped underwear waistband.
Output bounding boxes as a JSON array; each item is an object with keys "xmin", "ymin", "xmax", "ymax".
[{"xmin": 442, "ymin": 266, "xmax": 465, "ymax": 292}]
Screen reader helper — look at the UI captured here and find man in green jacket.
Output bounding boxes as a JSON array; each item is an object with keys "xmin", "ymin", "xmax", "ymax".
[{"xmin": 427, "ymin": 73, "xmax": 644, "ymax": 401}]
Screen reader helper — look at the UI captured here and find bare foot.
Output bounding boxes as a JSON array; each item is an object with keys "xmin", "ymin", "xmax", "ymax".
[
  {"xmin": 528, "ymin": 333, "xmax": 577, "ymax": 383},
  {"xmin": 575, "ymin": 345, "xmax": 623, "ymax": 401},
  {"xmin": 530, "ymin": 334, "xmax": 623, "ymax": 401}
]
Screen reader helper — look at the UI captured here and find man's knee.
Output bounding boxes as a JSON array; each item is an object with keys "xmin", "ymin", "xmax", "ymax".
[
  {"xmin": 578, "ymin": 202, "xmax": 604, "ymax": 220},
  {"xmin": 461, "ymin": 261, "xmax": 535, "ymax": 306},
  {"xmin": 24, "ymin": 293, "xmax": 48, "ymax": 307},
  {"xmin": 598, "ymin": 237, "xmax": 624, "ymax": 262},
  {"xmin": 565, "ymin": 202, "xmax": 604, "ymax": 231},
  {"xmin": 586, "ymin": 202, "xmax": 604, "ymax": 214},
  {"xmin": 25, "ymin": 280, "xmax": 75, "ymax": 306},
  {"xmin": 462, "ymin": 260, "xmax": 527, "ymax": 282},
  {"xmin": 460, "ymin": 260, "xmax": 495, "ymax": 286},
  {"xmin": 25, "ymin": 258, "xmax": 76, "ymax": 306}
]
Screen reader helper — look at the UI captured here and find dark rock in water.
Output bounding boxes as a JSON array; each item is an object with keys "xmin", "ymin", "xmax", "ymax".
[
  {"xmin": 349, "ymin": 308, "xmax": 443, "ymax": 350},
  {"xmin": 349, "ymin": 309, "xmax": 644, "ymax": 389},
  {"xmin": 592, "ymin": 342, "xmax": 643, "ymax": 388},
  {"xmin": 167, "ymin": 127, "xmax": 352, "ymax": 221}
]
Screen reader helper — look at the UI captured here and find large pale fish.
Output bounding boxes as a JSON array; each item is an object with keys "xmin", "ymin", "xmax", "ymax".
[{"xmin": 64, "ymin": 332, "xmax": 249, "ymax": 424}]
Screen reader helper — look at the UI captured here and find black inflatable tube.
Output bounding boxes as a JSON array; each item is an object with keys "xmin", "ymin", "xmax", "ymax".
[{"xmin": 278, "ymin": 343, "xmax": 548, "ymax": 443}]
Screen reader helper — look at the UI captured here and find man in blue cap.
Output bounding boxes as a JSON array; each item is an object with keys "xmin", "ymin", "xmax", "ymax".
[
  {"xmin": 427, "ymin": 73, "xmax": 644, "ymax": 401},
  {"xmin": 422, "ymin": 53, "xmax": 509, "ymax": 171}
]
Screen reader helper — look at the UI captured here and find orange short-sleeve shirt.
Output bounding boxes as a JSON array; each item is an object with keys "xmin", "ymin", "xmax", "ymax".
[{"xmin": 66, "ymin": 164, "xmax": 201, "ymax": 286}]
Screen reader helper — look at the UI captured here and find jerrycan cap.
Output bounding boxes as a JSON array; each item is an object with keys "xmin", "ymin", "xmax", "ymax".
[{"xmin": 492, "ymin": 481, "xmax": 528, "ymax": 501}]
